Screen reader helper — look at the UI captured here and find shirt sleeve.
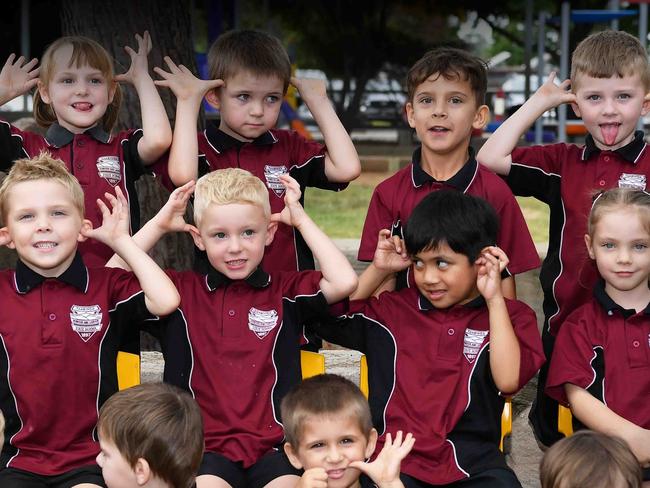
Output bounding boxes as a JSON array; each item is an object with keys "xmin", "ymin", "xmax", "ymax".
[
  {"xmin": 311, "ymin": 298, "xmax": 375, "ymax": 352},
  {"xmin": 120, "ymin": 128, "xmax": 148, "ymax": 180},
  {"xmin": 508, "ymin": 300, "xmax": 545, "ymax": 392},
  {"xmin": 358, "ymin": 184, "xmax": 394, "ymax": 262},
  {"xmin": 285, "ymin": 130, "xmax": 347, "ymax": 191},
  {"xmin": 108, "ymin": 267, "xmax": 158, "ymax": 323},
  {"xmin": 0, "ymin": 120, "xmax": 30, "ymax": 171},
  {"xmin": 281, "ymin": 270, "xmax": 333, "ymax": 325},
  {"xmin": 507, "ymin": 144, "xmax": 565, "ymax": 203}
]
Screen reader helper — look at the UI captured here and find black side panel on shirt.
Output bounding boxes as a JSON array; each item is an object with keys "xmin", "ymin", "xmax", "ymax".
[
  {"xmin": 0, "ymin": 122, "xmax": 28, "ymax": 171},
  {"xmin": 0, "ymin": 336, "xmax": 19, "ymax": 467}
]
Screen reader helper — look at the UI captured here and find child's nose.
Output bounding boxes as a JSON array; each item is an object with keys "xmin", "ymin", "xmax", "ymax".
[
  {"xmin": 431, "ymin": 101, "xmax": 447, "ymax": 118},
  {"xmin": 227, "ymin": 236, "xmax": 242, "ymax": 252},
  {"xmin": 325, "ymin": 446, "xmax": 343, "ymax": 463},
  {"xmin": 249, "ymin": 100, "xmax": 264, "ymax": 116}
]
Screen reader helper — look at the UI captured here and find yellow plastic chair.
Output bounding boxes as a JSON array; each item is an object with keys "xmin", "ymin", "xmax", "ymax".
[
  {"xmin": 558, "ymin": 405, "xmax": 574, "ymax": 437},
  {"xmin": 116, "ymin": 351, "xmax": 141, "ymax": 390},
  {"xmin": 301, "ymin": 350, "xmax": 326, "ymax": 379}
]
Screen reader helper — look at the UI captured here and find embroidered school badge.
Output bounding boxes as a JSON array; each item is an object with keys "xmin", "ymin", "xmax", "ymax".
[
  {"xmin": 248, "ymin": 307, "xmax": 279, "ymax": 339},
  {"xmin": 264, "ymin": 165, "xmax": 288, "ymax": 197},
  {"xmin": 463, "ymin": 328, "xmax": 488, "ymax": 363},
  {"xmin": 618, "ymin": 173, "xmax": 646, "ymax": 191},
  {"xmin": 70, "ymin": 304, "xmax": 103, "ymax": 342},
  {"xmin": 96, "ymin": 156, "xmax": 122, "ymax": 186}
]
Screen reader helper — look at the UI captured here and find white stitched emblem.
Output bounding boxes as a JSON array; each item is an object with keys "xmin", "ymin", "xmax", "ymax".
[
  {"xmin": 463, "ymin": 328, "xmax": 488, "ymax": 363},
  {"xmin": 618, "ymin": 173, "xmax": 646, "ymax": 191},
  {"xmin": 264, "ymin": 165, "xmax": 287, "ymax": 197},
  {"xmin": 248, "ymin": 307, "xmax": 279, "ymax": 339},
  {"xmin": 647, "ymin": 333, "xmax": 650, "ymax": 348},
  {"xmin": 96, "ymin": 156, "xmax": 122, "ymax": 186},
  {"xmin": 70, "ymin": 305, "xmax": 103, "ymax": 342}
]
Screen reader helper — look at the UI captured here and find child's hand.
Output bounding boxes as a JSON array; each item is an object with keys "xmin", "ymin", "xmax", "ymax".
[
  {"xmin": 374, "ymin": 229, "xmax": 411, "ymax": 273},
  {"xmin": 0, "ymin": 54, "xmax": 39, "ymax": 103},
  {"xmin": 154, "ymin": 56, "xmax": 223, "ymax": 102},
  {"xmin": 291, "ymin": 77, "xmax": 328, "ymax": 103},
  {"xmin": 82, "ymin": 187, "xmax": 130, "ymax": 246},
  {"xmin": 296, "ymin": 467, "xmax": 328, "ymax": 488},
  {"xmin": 154, "ymin": 180, "xmax": 196, "ymax": 233},
  {"xmin": 533, "ymin": 71, "xmax": 576, "ymax": 108},
  {"xmin": 270, "ymin": 173, "xmax": 306, "ymax": 228},
  {"xmin": 115, "ymin": 31, "xmax": 153, "ymax": 87},
  {"xmin": 349, "ymin": 431, "xmax": 415, "ymax": 488},
  {"xmin": 476, "ymin": 246, "xmax": 508, "ymax": 301},
  {"xmin": 627, "ymin": 427, "xmax": 650, "ymax": 467}
]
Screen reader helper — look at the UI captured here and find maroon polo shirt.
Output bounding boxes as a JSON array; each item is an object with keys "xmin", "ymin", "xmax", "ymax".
[
  {"xmin": 314, "ymin": 286, "xmax": 544, "ymax": 485},
  {"xmin": 507, "ymin": 131, "xmax": 650, "ymax": 336},
  {"xmin": 0, "ymin": 121, "xmax": 150, "ymax": 267},
  {"xmin": 145, "ymin": 265, "xmax": 328, "ymax": 467},
  {"xmin": 546, "ymin": 280, "xmax": 650, "ymax": 430},
  {"xmin": 359, "ymin": 147, "xmax": 540, "ymax": 280},
  {"xmin": 0, "ymin": 253, "xmax": 155, "ymax": 475}
]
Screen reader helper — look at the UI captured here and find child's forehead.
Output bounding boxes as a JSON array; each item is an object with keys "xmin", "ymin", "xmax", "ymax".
[
  {"xmin": 225, "ymin": 69, "xmax": 284, "ymax": 90},
  {"xmin": 301, "ymin": 412, "xmax": 366, "ymax": 436},
  {"xmin": 572, "ymin": 71, "xmax": 644, "ymax": 90},
  {"xmin": 201, "ymin": 201, "xmax": 268, "ymax": 224},
  {"xmin": 415, "ymin": 71, "xmax": 474, "ymax": 94},
  {"xmin": 416, "ymin": 242, "xmax": 470, "ymax": 261}
]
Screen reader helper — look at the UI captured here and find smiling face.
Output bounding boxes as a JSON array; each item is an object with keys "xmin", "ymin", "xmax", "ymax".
[
  {"xmin": 572, "ymin": 73, "xmax": 650, "ymax": 151},
  {"xmin": 38, "ymin": 43, "xmax": 116, "ymax": 134},
  {"xmin": 285, "ymin": 413, "xmax": 377, "ymax": 488},
  {"xmin": 207, "ymin": 69, "xmax": 284, "ymax": 142},
  {"xmin": 0, "ymin": 179, "xmax": 89, "ymax": 278},
  {"xmin": 406, "ymin": 73, "xmax": 488, "ymax": 160}
]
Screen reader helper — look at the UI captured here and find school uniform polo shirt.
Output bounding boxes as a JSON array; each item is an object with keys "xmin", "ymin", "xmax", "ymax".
[
  {"xmin": 314, "ymin": 287, "xmax": 545, "ymax": 485},
  {"xmin": 0, "ymin": 253, "xmax": 155, "ymax": 476},
  {"xmin": 546, "ymin": 281, "xmax": 650, "ymax": 430},
  {"xmin": 508, "ymin": 131, "xmax": 650, "ymax": 336},
  {"xmin": 148, "ymin": 265, "xmax": 328, "ymax": 467},
  {"xmin": 0, "ymin": 121, "xmax": 149, "ymax": 267},
  {"xmin": 358, "ymin": 146, "xmax": 540, "ymax": 279}
]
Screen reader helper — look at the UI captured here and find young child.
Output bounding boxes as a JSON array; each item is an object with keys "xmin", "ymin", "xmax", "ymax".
[
  {"xmin": 96, "ymin": 382, "xmax": 204, "ymax": 488},
  {"xmin": 313, "ymin": 190, "xmax": 545, "ymax": 487},
  {"xmin": 357, "ymin": 47, "xmax": 539, "ymax": 295},
  {"xmin": 0, "ymin": 153, "xmax": 179, "ymax": 487},
  {"xmin": 477, "ymin": 29, "xmax": 650, "ymax": 447},
  {"xmin": 0, "ymin": 32, "xmax": 171, "ymax": 267},
  {"xmin": 546, "ymin": 188, "xmax": 650, "ymax": 483},
  {"xmin": 107, "ymin": 168, "xmax": 358, "ymax": 488},
  {"xmin": 540, "ymin": 430, "xmax": 642, "ymax": 488},
  {"xmin": 153, "ymin": 29, "xmax": 361, "ymax": 274},
  {"xmin": 281, "ymin": 374, "xmax": 415, "ymax": 488}
]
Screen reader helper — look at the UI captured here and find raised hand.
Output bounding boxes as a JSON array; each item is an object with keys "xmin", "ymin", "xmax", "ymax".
[
  {"xmin": 0, "ymin": 54, "xmax": 39, "ymax": 104},
  {"xmin": 154, "ymin": 56, "xmax": 223, "ymax": 102},
  {"xmin": 350, "ymin": 431, "xmax": 415, "ymax": 488},
  {"xmin": 154, "ymin": 180, "xmax": 196, "ymax": 233},
  {"xmin": 476, "ymin": 246, "xmax": 509, "ymax": 301},
  {"xmin": 291, "ymin": 77, "xmax": 328, "ymax": 103},
  {"xmin": 270, "ymin": 173, "xmax": 305, "ymax": 228},
  {"xmin": 374, "ymin": 229, "xmax": 411, "ymax": 273},
  {"xmin": 534, "ymin": 71, "xmax": 576, "ymax": 108},
  {"xmin": 115, "ymin": 31, "xmax": 152, "ymax": 86},
  {"xmin": 82, "ymin": 186, "xmax": 130, "ymax": 246},
  {"xmin": 295, "ymin": 467, "xmax": 328, "ymax": 488}
]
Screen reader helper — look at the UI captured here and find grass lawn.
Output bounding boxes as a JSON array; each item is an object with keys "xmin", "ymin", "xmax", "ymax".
[{"xmin": 305, "ymin": 180, "xmax": 550, "ymax": 244}]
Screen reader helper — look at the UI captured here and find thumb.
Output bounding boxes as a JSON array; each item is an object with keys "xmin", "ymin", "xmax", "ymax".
[
  {"xmin": 208, "ymin": 78, "xmax": 225, "ymax": 89},
  {"xmin": 348, "ymin": 460, "xmax": 370, "ymax": 473}
]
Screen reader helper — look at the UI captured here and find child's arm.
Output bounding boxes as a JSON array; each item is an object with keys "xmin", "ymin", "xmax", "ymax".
[
  {"xmin": 115, "ymin": 31, "xmax": 172, "ymax": 164},
  {"xmin": 154, "ymin": 57, "xmax": 223, "ymax": 186},
  {"xmin": 476, "ymin": 246, "xmax": 521, "ymax": 393},
  {"xmin": 291, "ymin": 77, "xmax": 361, "ymax": 182},
  {"xmin": 566, "ymin": 384, "xmax": 650, "ymax": 466},
  {"xmin": 349, "ymin": 431, "xmax": 415, "ymax": 488},
  {"xmin": 477, "ymin": 73, "xmax": 575, "ymax": 175},
  {"xmin": 271, "ymin": 173, "xmax": 357, "ymax": 302},
  {"xmin": 85, "ymin": 187, "xmax": 180, "ymax": 315},
  {"xmin": 0, "ymin": 54, "xmax": 39, "ymax": 106}
]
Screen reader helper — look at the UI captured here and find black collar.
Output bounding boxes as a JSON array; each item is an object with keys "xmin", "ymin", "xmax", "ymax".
[
  {"xmin": 45, "ymin": 122, "xmax": 111, "ymax": 148},
  {"xmin": 583, "ymin": 130, "xmax": 646, "ymax": 163},
  {"xmin": 204, "ymin": 122, "xmax": 278, "ymax": 153},
  {"xmin": 417, "ymin": 291, "xmax": 485, "ymax": 311},
  {"xmin": 14, "ymin": 252, "xmax": 88, "ymax": 294},
  {"xmin": 205, "ymin": 264, "xmax": 271, "ymax": 291},
  {"xmin": 411, "ymin": 146, "xmax": 478, "ymax": 191},
  {"xmin": 593, "ymin": 279, "xmax": 650, "ymax": 317}
]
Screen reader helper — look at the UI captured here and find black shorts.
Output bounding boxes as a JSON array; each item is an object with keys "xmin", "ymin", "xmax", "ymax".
[
  {"xmin": 0, "ymin": 464, "xmax": 105, "ymax": 488},
  {"xmin": 198, "ymin": 450, "xmax": 300, "ymax": 488},
  {"xmin": 401, "ymin": 468, "xmax": 522, "ymax": 488}
]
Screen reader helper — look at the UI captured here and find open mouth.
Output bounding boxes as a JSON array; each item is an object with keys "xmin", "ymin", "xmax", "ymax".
[
  {"xmin": 599, "ymin": 122, "xmax": 621, "ymax": 145},
  {"xmin": 72, "ymin": 102, "xmax": 93, "ymax": 111},
  {"xmin": 429, "ymin": 126, "xmax": 449, "ymax": 133},
  {"xmin": 326, "ymin": 468, "xmax": 346, "ymax": 480},
  {"xmin": 226, "ymin": 259, "xmax": 246, "ymax": 267},
  {"xmin": 34, "ymin": 241, "xmax": 57, "ymax": 249}
]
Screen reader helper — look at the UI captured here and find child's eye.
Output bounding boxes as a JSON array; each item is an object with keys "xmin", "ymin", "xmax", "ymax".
[
  {"xmin": 617, "ymin": 93, "xmax": 631, "ymax": 100},
  {"xmin": 633, "ymin": 243, "xmax": 648, "ymax": 251},
  {"xmin": 236, "ymin": 94, "xmax": 250, "ymax": 102},
  {"xmin": 18, "ymin": 214, "xmax": 33, "ymax": 221},
  {"xmin": 265, "ymin": 95, "xmax": 280, "ymax": 104},
  {"xmin": 436, "ymin": 259, "xmax": 449, "ymax": 269},
  {"xmin": 449, "ymin": 97, "xmax": 463, "ymax": 104},
  {"xmin": 586, "ymin": 94, "xmax": 601, "ymax": 101},
  {"xmin": 52, "ymin": 210, "xmax": 66, "ymax": 217},
  {"xmin": 90, "ymin": 78, "xmax": 104, "ymax": 85},
  {"xmin": 242, "ymin": 229, "xmax": 255, "ymax": 237},
  {"xmin": 61, "ymin": 78, "xmax": 74, "ymax": 84},
  {"xmin": 309, "ymin": 442, "xmax": 324, "ymax": 449},
  {"xmin": 340, "ymin": 438, "xmax": 354, "ymax": 445},
  {"xmin": 418, "ymin": 97, "xmax": 432, "ymax": 105},
  {"xmin": 214, "ymin": 232, "xmax": 227, "ymax": 239},
  {"xmin": 601, "ymin": 242, "xmax": 615, "ymax": 249},
  {"xmin": 413, "ymin": 259, "xmax": 424, "ymax": 269}
]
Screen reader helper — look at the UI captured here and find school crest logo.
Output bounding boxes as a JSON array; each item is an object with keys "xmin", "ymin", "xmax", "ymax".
[
  {"xmin": 70, "ymin": 305, "xmax": 103, "ymax": 342},
  {"xmin": 248, "ymin": 307, "xmax": 279, "ymax": 339},
  {"xmin": 264, "ymin": 165, "xmax": 287, "ymax": 197},
  {"xmin": 618, "ymin": 173, "xmax": 646, "ymax": 191},
  {"xmin": 463, "ymin": 328, "xmax": 488, "ymax": 363},
  {"xmin": 96, "ymin": 156, "xmax": 122, "ymax": 186}
]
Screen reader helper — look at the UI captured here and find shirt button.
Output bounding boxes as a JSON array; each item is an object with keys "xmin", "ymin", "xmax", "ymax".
[
  {"xmin": 447, "ymin": 328, "xmax": 455, "ymax": 336},
  {"xmin": 76, "ymin": 162, "xmax": 84, "ymax": 169},
  {"xmin": 48, "ymin": 313, "xmax": 56, "ymax": 321},
  {"xmin": 633, "ymin": 340, "xmax": 640, "ymax": 348},
  {"xmin": 228, "ymin": 310, "xmax": 235, "ymax": 317},
  {"xmin": 599, "ymin": 180, "xmax": 606, "ymax": 186},
  {"xmin": 77, "ymin": 139, "xmax": 85, "ymax": 147},
  {"xmin": 603, "ymin": 156, "xmax": 610, "ymax": 162}
]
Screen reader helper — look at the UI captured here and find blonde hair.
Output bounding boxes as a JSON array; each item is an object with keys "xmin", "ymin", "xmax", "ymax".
[
  {"xmin": 540, "ymin": 431, "xmax": 642, "ymax": 488},
  {"xmin": 193, "ymin": 168, "xmax": 270, "ymax": 226},
  {"xmin": 0, "ymin": 152, "xmax": 85, "ymax": 224},
  {"xmin": 34, "ymin": 36, "xmax": 122, "ymax": 133},
  {"xmin": 571, "ymin": 30, "xmax": 650, "ymax": 91},
  {"xmin": 588, "ymin": 188, "xmax": 650, "ymax": 238}
]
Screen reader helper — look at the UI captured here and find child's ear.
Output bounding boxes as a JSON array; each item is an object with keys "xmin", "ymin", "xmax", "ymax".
[
  {"xmin": 283, "ymin": 442, "xmax": 304, "ymax": 470},
  {"xmin": 472, "ymin": 104, "xmax": 490, "ymax": 130},
  {"xmin": 133, "ymin": 458, "xmax": 152, "ymax": 486},
  {"xmin": 189, "ymin": 225, "xmax": 206, "ymax": 251},
  {"xmin": 584, "ymin": 234, "xmax": 595, "ymax": 260},
  {"xmin": 571, "ymin": 101, "xmax": 581, "ymax": 118},
  {"xmin": 642, "ymin": 92, "xmax": 650, "ymax": 116},
  {"xmin": 265, "ymin": 221, "xmax": 278, "ymax": 246},
  {"xmin": 78, "ymin": 219, "xmax": 93, "ymax": 242},
  {"xmin": 0, "ymin": 227, "xmax": 14, "ymax": 249},
  {"xmin": 37, "ymin": 80, "xmax": 51, "ymax": 104},
  {"xmin": 205, "ymin": 89, "xmax": 221, "ymax": 110},
  {"xmin": 364, "ymin": 428, "xmax": 378, "ymax": 459},
  {"xmin": 405, "ymin": 102, "xmax": 415, "ymax": 128}
]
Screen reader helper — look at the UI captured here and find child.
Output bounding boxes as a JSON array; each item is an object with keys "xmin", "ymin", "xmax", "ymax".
[
  {"xmin": 0, "ymin": 32, "xmax": 171, "ymax": 267},
  {"xmin": 107, "ymin": 168, "xmax": 358, "ymax": 488},
  {"xmin": 540, "ymin": 430, "xmax": 642, "ymax": 488},
  {"xmin": 153, "ymin": 29, "xmax": 361, "ymax": 274},
  {"xmin": 477, "ymin": 29, "xmax": 650, "ymax": 447},
  {"xmin": 357, "ymin": 47, "xmax": 539, "ymax": 295},
  {"xmin": 97, "ymin": 382, "xmax": 204, "ymax": 488},
  {"xmin": 546, "ymin": 188, "xmax": 650, "ymax": 483},
  {"xmin": 313, "ymin": 190, "xmax": 545, "ymax": 487},
  {"xmin": 281, "ymin": 374, "xmax": 415, "ymax": 488},
  {"xmin": 0, "ymin": 153, "xmax": 179, "ymax": 487}
]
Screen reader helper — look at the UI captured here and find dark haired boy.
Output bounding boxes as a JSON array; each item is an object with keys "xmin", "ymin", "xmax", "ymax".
[
  {"xmin": 315, "ymin": 190, "xmax": 545, "ymax": 487},
  {"xmin": 358, "ymin": 47, "xmax": 539, "ymax": 295}
]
